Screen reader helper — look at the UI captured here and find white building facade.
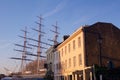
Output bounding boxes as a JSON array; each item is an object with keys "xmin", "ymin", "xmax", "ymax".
[{"xmin": 55, "ymin": 27, "xmax": 88, "ymax": 80}]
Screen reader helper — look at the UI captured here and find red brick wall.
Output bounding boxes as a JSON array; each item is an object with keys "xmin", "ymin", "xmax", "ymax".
[{"xmin": 84, "ymin": 22, "xmax": 120, "ymax": 67}]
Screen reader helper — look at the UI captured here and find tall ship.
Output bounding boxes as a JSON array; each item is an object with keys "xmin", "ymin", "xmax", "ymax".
[{"xmin": 10, "ymin": 16, "xmax": 49, "ymax": 78}]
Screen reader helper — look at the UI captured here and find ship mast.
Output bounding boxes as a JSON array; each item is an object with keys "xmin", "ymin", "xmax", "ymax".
[
  {"xmin": 21, "ymin": 27, "xmax": 27, "ymax": 73},
  {"xmin": 36, "ymin": 16, "xmax": 43, "ymax": 74},
  {"xmin": 48, "ymin": 21, "xmax": 59, "ymax": 46},
  {"xmin": 27, "ymin": 16, "xmax": 52, "ymax": 74},
  {"xmin": 11, "ymin": 27, "xmax": 33, "ymax": 74}
]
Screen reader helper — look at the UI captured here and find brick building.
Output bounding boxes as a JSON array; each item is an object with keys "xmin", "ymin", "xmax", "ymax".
[
  {"xmin": 84, "ymin": 22, "xmax": 120, "ymax": 67},
  {"xmin": 54, "ymin": 22, "xmax": 120, "ymax": 80}
]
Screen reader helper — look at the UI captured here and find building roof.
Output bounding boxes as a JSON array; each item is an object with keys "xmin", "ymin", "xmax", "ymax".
[
  {"xmin": 57, "ymin": 26, "xmax": 84, "ymax": 49},
  {"xmin": 57, "ymin": 22, "xmax": 120, "ymax": 49},
  {"xmin": 87, "ymin": 22, "xmax": 120, "ymax": 31}
]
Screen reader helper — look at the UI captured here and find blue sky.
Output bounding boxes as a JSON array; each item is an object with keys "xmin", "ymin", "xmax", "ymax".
[{"xmin": 0, "ymin": 0, "xmax": 120, "ymax": 74}]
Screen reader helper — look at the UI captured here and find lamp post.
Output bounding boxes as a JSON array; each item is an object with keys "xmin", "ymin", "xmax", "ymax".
[{"xmin": 97, "ymin": 34, "xmax": 102, "ymax": 67}]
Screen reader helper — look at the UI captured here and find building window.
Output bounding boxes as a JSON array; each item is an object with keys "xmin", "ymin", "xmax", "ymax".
[
  {"xmin": 73, "ymin": 56, "xmax": 76, "ymax": 67},
  {"xmin": 58, "ymin": 51, "xmax": 60, "ymax": 59},
  {"xmin": 65, "ymin": 46, "xmax": 67, "ymax": 54},
  {"xmin": 62, "ymin": 48, "xmax": 63, "ymax": 56},
  {"xmin": 51, "ymin": 53, "xmax": 52, "ymax": 59},
  {"xmin": 49, "ymin": 54, "xmax": 50, "ymax": 60},
  {"xmin": 58, "ymin": 51, "xmax": 60, "ymax": 57},
  {"xmin": 79, "ymin": 54, "xmax": 82, "ymax": 65},
  {"xmin": 59, "ymin": 51, "xmax": 62, "ymax": 59},
  {"xmin": 58, "ymin": 62, "xmax": 61, "ymax": 70},
  {"xmin": 65, "ymin": 60, "xmax": 67, "ymax": 69},
  {"xmin": 68, "ymin": 43, "xmax": 70, "ymax": 52},
  {"xmin": 69, "ymin": 58, "xmax": 71, "ymax": 67},
  {"xmin": 78, "ymin": 37, "xmax": 81, "ymax": 47},
  {"xmin": 73, "ymin": 40, "xmax": 75, "ymax": 49},
  {"xmin": 56, "ymin": 63, "xmax": 58, "ymax": 70},
  {"xmin": 47, "ymin": 55, "xmax": 48, "ymax": 60},
  {"xmin": 61, "ymin": 61, "xmax": 64, "ymax": 70}
]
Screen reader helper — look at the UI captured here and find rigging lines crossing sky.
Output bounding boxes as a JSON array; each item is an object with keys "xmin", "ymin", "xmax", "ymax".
[{"xmin": 0, "ymin": 0, "xmax": 120, "ymax": 74}]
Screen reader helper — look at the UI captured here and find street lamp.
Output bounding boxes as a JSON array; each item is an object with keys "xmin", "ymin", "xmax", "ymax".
[{"xmin": 97, "ymin": 34, "xmax": 102, "ymax": 66}]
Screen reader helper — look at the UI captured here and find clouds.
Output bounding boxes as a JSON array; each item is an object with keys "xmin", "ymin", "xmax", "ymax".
[{"xmin": 43, "ymin": 0, "xmax": 67, "ymax": 18}]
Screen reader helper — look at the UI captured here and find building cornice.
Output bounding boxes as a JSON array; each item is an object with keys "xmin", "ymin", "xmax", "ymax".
[{"xmin": 57, "ymin": 26, "xmax": 84, "ymax": 49}]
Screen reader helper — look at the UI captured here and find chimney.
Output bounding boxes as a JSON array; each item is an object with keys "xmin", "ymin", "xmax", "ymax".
[{"xmin": 63, "ymin": 35, "xmax": 70, "ymax": 41}]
